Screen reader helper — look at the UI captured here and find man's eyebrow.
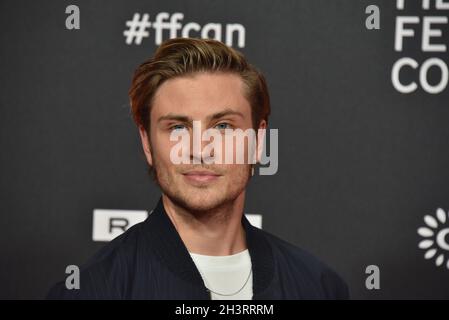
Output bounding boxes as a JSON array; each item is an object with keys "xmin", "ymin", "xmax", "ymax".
[
  {"xmin": 208, "ymin": 109, "xmax": 244, "ymax": 121},
  {"xmin": 157, "ymin": 114, "xmax": 192, "ymax": 124},
  {"xmin": 157, "ymin": 108, "xmax": 244, "ymax": 124}
]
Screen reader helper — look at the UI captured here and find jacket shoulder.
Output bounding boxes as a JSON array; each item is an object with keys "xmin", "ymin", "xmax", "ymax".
[
  {"xmin": 259, "ymin": 228, "xmax": 350, "ymax": 299},
  {"xmin": 46, "ymin": 220, "xmax": 146, "ymax": 300}
]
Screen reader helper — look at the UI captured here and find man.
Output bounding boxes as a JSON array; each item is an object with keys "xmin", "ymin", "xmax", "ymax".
[{"xmin": 47, "ymin": 37, "xmax": 349, "ymax": 300}]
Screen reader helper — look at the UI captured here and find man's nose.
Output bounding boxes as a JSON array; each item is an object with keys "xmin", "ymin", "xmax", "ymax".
[{"xmin": 190, "ymin": 121, "xmax": 215, "ymax": 164}]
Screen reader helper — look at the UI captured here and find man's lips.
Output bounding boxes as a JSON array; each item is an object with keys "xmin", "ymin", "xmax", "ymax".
[{"xmin": 182, "ymin": 170, "xmax": 222, "ymax": 183}]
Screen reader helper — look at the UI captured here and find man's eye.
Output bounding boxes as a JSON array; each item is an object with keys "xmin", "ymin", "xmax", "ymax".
[
  {"xmin": 214, "ymin": 123, "xmax": 232, "ymax": 130},
  {"xmin": 171, "ymin": 124, "xmax": 187, "ymax": 131}
]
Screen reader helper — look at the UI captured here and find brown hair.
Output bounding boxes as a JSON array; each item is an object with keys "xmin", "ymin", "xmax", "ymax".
[{"xmin": 128, "ymin": 37, "xmax": 271, "ymax": 133}]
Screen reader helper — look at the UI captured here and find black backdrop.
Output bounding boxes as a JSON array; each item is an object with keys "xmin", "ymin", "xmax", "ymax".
[{"xmin": 1, "ymin": 0, "xmax": 448, "ymax": 299}]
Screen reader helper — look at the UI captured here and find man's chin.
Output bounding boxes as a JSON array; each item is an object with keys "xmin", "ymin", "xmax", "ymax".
[
  {"xmin": 168, "ymin": 190, "xmax": 227, "ymax": 213},
  {"xmin": 183, "ymin": 195, "xmax": 223, "ymax": 212}
]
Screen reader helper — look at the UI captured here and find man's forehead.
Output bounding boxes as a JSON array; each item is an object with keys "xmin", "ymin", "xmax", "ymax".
[
  {"xmin": 156, "ymin": 108, "xmax": 246, "ymax": 125},
  {"xmin": 151, "ymin": 74, "xmax": 251, "ymax": 120}
]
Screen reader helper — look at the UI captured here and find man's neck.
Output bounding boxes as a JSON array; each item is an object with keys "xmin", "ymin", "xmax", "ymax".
[{"xmin": 161, "ymin": 193, "xmax": 247, "ymax": 256}]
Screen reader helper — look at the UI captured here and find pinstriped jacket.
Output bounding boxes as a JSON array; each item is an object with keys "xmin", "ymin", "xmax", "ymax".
[{"xmin": 47, "ymin": 197, "xmax": 349, "ymax": 300}]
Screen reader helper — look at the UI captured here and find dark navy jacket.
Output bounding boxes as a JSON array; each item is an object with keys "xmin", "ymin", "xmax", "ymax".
[{"xmin": 47, "ymin": 197, "xmax": 349, "ymax": 299}]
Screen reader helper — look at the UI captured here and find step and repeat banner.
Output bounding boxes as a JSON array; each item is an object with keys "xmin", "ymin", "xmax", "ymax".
[{"xmin": 0, "ymin": 0, "xmax": 448, "ymax": 299}]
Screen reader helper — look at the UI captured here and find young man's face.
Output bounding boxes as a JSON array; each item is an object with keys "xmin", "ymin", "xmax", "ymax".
[{"xmin": 139, "ymin": 72, "xmax": 266, "ymax": 212}]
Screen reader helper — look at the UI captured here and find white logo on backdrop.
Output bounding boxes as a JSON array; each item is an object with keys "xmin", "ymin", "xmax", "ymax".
[
  {"xmin": 93, "ymin": 209, "xmax": 262, "ymax": 242},
  {"xmin": 392, "ymin": 1, "xmax": 449, "ymax": 94},
  {"xmin": 92, "ymin": 209, "xmax": 148, "ymax": 242},
  {"xmin": 417, "ymin": 208, "xmax": 449, "ymax": 270},
  {"xmin": 123, "ymin": 12, "xmax": 246, "ymax": 47}
]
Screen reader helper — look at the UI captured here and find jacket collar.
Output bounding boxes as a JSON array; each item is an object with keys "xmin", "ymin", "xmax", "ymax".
[{"xmin": 142, "ymin": 196, "xmax": 275, "ymax": 299}]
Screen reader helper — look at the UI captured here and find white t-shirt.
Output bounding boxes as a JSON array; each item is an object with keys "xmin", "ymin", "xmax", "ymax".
[{"xmin": 189, "ymin": 249, "xmax": 253, "ymax": 300}]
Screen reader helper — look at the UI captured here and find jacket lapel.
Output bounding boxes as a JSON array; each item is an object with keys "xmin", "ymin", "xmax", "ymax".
[{"xmin": 142, "ymin": 196, "xmax": 276, "ymax": 300}]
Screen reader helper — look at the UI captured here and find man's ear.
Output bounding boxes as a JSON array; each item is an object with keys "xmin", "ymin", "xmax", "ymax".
[
  {"xmin": 256, "ymin": 120, "xmax": 267, "ymax": 164},
  {"xmin": 138, "ymin": 126, "xmax": 153, "ymax": 166}
]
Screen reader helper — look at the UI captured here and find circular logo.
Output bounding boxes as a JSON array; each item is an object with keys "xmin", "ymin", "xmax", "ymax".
[{"xmin": 418, "ymin": 208, "xmax": 449, "ymax": 269}]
